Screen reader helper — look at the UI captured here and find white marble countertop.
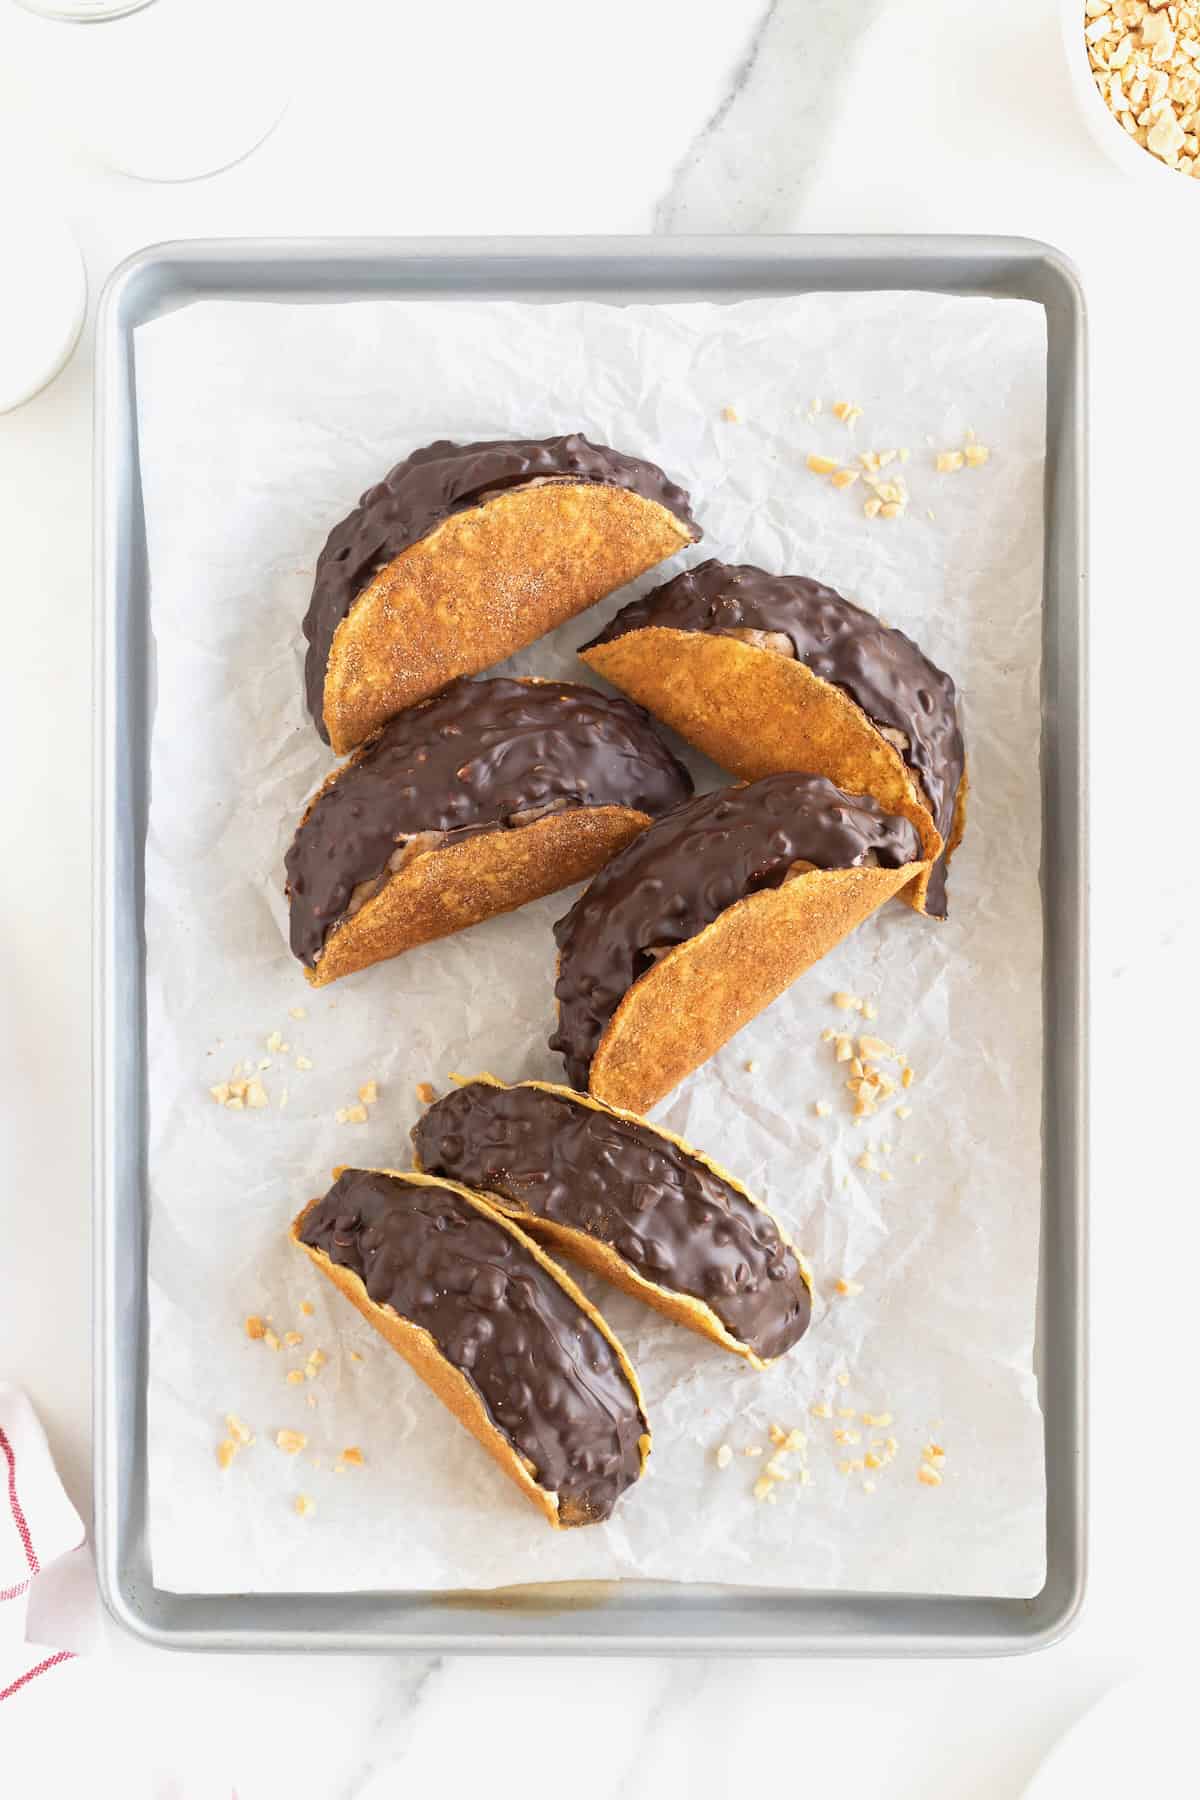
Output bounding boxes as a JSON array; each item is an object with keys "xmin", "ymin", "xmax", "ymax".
[{"xmin": 0, "ymin": 0, "xmax": 1196, "ymax": 1793}]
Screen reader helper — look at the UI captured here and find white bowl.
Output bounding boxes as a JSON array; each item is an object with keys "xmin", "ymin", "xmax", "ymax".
[{"xmin": 1060, "ymin": 0, "xmax": 1200, "ymax": 191}]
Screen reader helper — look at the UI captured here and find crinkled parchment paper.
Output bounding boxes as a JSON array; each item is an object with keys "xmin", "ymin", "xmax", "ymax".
[{"xmin": 135, "ymin": 292, "xmax": 1046, "ymax": 1596}]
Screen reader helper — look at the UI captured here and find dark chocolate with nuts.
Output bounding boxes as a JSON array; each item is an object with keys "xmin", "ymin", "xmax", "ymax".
[
  {"xmin": 298, "ymin": 1169, "xmax": 646, "ymax": 1525},
  {"xmin": 285, "ymin": 677, "xmax": 693, "ymax": 968},
  {"xmin": 550, "ymin": 772, "xmax": 922, "ymax": 1089},
  {"xmin": 413, "ymin": 1080, "xmax": 811, "ymax": 1362},
  {"xmin": 303, "ymin": 434, "xmax": 701, "ymax": 739},
  {"xmin": 583, "ymin": 559, "xmax": 964, "ymax": 916}
]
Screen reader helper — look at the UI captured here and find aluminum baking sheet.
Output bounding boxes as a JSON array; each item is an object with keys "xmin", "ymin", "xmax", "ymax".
[{"xmin": 93, "ymin": 237, "xmax": 1087, "ymax": 1655}]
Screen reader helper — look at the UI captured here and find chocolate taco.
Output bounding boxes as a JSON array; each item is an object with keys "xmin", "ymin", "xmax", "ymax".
[
  {"xmin": 292, "ymin": 1168, "xmax": 650, "ymax": 1528},
  {"xmin": 549, "ymin": 772, "xmax": 924, "ymax": 1115},
  {"xmin": 304, "ymin": 434, "xmax": 701, "ymax": 753},
  {"xmin": 413, "ymin": 1074, "xmax": 813, "ymax": 1368},
  {"xmin": 580, "ymin": 559, "xmax": 965, "ymax": 917},
  {"xmin": 285, "ymin": 676, "xmax": 692, "ymax": 987}
]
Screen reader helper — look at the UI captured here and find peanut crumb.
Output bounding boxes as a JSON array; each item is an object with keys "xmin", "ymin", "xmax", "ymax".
[
  {"xmin": 885, "ymin": 1436, "xmax": 899, "ymax": 1457},
  {"xmin": 722, "ymin": 405, "xmax": 740, "ymax": 423},
  {"xmin": 863, "ymin": 496, "xmax": 882, "ymax": 519},
  {"xmin": 295, "ymin": 1055, "xmax": 314, "ymax": 1071},
  {"xmin": 901, "ymin": 1066, "xmax": 915, "ymax": 1089},
  {"xmin": 744, "ymin": 1059, "xmax": 759, "ymax": 1074},
  {"xmin": 753, "ymin": 1475, "xmax": 777, "ymax": 1503},
  {"xmin": 810, "ymin": 1401, "xmax": 834, "ymax": 1419},
  {"xmin": 341, "ymin": 1446, "xmax": 364, "ymax": 1466},
  {"xmin": 288, "ymin": 1006, "xmax": 307, "ymax": 1020},
  {"xmin": 263, "ymin": 1329, "xmax": 281, "ymax": 1352},
  {"xmin": 814, "ymin": 1100, "xmax": 832, "ymax": 1117},
  {"xmin": 833, "ymin": 990, "xmax": 861, "ymax": 1011},
  {"xmin": 783, "ymin": 1430, "xmax": 806, "ymax": 1452},
  {"xmin": 833, "ymin": 1428, "xmax": 861, "ymax": 1445},
  {"xmin": 838, "ymin": 1460, "xmax": 854, "ymax": 1476},
  {"xmin": 864, "ymin": 1453, "xmax": 883, "ymax": 1470},
  {"xmin": 861, "ymin": 1000, "xmax": 877, "ymax": 1020},
  {"xmin": 807, "ymin": 452, "xmax": 840, "ymax": 475},
  {"xmin": 283, "ymin": 1332, "xmax": 303, "ymax": 1347},
  {"xmin": 245, "ymin": 1315, "xmax": 267, "ymax": 1341},
  {"xmin": 896, "ymin": 1104, "xmax": 912, "ymax": 1120},
  {"xmin": 225, "ymin": 1414, "xmax": 253, "ymax": 1445},
  {"xmin": 858, "ymin": 1035, "xmax": 896, "ymax": 1060},
  {"xmin": 820, "ymin": 1026, "xmax": 836, "ymax": 1042},
  {"xmin": 349, "ymin": 1351, "xmax": 363, "ymax": 1363},
  {"xmin": 830, "ymin": 468, "xmax": 859, "ymax": 490},
  {"xmin": 836, "ymin": 1373, "xmax": 851, "ymax": 1388},
  {"xmin": 879, "ymin": 502, "xmax": 903, "ymax": 519},
  {"xmin": 834, "ymin": 1034, "xmax": 854, "ymax": 1062},
  {"xmin": 216, "ymin": 1439, "xmax": 237, "ymax": 1470},
  {"xmin": 209, "ymin": 1083, "xmax": 231, "ymax": 1105},
  {"xmin": 918, "ymin": 1464, "xmax": 943, "ymax": 1487},
  {"xmin": 764, "ymin": 1458, "xmax": 791, "ymax": 1482},
  {"xmin": 416, "ymin": 1082, "xmax": 438, "ymax": 1105},
  {"xmin": 964, "ymin": 444, "xmax": 990, "ymax": 468},
  {"xmin": 831, "ymin": 401, "xmax": 863, "ymax": 426},
  {"xmin": 857, "ymin": 1152, "xmax": 876, "ymax": 1172},
  {"xmin": 834, "ymin": 1278, "xmax": 864, "ymax": 1297},
  {"xmin": 299, "ymin": 1302, "xmax": 314, "ymax": 1317},
  {"xmin": 276, "ymin": 1429, "xmax": 307, "ymax": 1455},
  {"xmin": 286, "ymin": 1370, "xmax": 305, "ymax": 1386},
  {"xmin": 936, "ymin": 450, "xmax": 965, "ymax": 473},
  {"xmin": 358, "ymin": 1080, "xmax": 379, "ymax": 1106},
  {"xmin": 716, "ymin": 1443, "xmax": 734, "ymax": 1470},
  {"xmin": 742, "ymin": 1446, "xmax": 763, "ymax": 1458},
  {"xmin": 768, "ymin": 1424, "xmax": 788, "ymax": 1447},
  {"xmin": 862, "ymin": 1412, "xmax": 893, "ymax": 1428},
  {"xmin": 265, "ymin": 1032, "xmax": 289, "ymax": 1054},
  {"xmin": 336, "ymin": 1104, "xmax": 369, "ymax": 1125},
  {"xmin": 294, "ymin": 1494, "xmax": 315, "ymax": 1518},
  {"xmin": 836, "ymin": 1407, "xmax": 857, "ymax": 1420}
]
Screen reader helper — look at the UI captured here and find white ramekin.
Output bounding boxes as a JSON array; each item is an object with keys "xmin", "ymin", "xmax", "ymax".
[{"xmin": 1061, "ymin": 0, "xmax": 1200, "ymax": 192}]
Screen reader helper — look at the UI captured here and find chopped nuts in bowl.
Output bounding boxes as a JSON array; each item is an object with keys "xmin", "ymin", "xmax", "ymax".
[{"xmin": 1064, "ymin": 1, "xmax": 1200, "ymax": 185}]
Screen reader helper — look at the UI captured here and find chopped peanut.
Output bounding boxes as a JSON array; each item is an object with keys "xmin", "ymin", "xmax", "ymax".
[
  {"xmin": 276, "ymin": 1429, "xmax": 307, "ymax": 1455},
  {"xmin": 807, "ymin": 452, "xmax": 840, "ymax": 475},
  {"xmin": 245, "ymin": 1315, "xmax": 267, "ymax": 1341},
  {"xmin": 715, "ymin": 1443, "xmax": 733, "ymax": 1470}
]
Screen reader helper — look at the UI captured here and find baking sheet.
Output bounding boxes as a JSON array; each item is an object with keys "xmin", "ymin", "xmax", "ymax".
[{"xmin": 133, "ymin": 289, "xmax": 1047, "ymax": 1597}]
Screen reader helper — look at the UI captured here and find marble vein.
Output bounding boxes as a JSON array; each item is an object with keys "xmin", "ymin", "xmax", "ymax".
[{"xmin": 654, "ymin": 0, "xmax": 894, "ymax": 234}]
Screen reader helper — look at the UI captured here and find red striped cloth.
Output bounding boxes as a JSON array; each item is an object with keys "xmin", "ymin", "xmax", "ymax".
[{"xmin": 0, "ymin": 1385, "xmax": 85, "ymax": 1708}]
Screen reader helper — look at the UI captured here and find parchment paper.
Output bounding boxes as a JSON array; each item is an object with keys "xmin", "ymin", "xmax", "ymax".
[{"xmin": 135, "ymin": 292, "xmax": 1047, "ymax": 1596}]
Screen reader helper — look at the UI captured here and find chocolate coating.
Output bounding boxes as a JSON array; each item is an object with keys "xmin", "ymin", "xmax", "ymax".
[
  {"xmin": 584, "ymin": 559, "xmax": 964, "ymax": 916},
  {"xmin": 285, "ymin": 677, "xmax": 693, "ymax": 968},
  {"xmin": 303, "ymin": 434, "xmax": 701, "ymax": 739},
  {"xmin": 550, "ymin": 772, "xmax": 922, "ymax": 1090},
  {"xmin": 299, "ymin": 1170, "xmax": 646, "ymax": 1524},
  {"xmin": 414, "ymin": 1081, "xmax": 811, "ymax": 1362}
]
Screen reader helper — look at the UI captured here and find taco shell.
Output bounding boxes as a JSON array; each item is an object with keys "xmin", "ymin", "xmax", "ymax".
[
  {"xmin": 291, "ymin": 1168, "xmax": 651, "ymax": 1529},
  {"xmin": 582, "ymin": 625, "xmax": 958, "ymax": 915},
  {"xmin": 321, "ymin": 484, "xmax": 694, "ymax": 753}
]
